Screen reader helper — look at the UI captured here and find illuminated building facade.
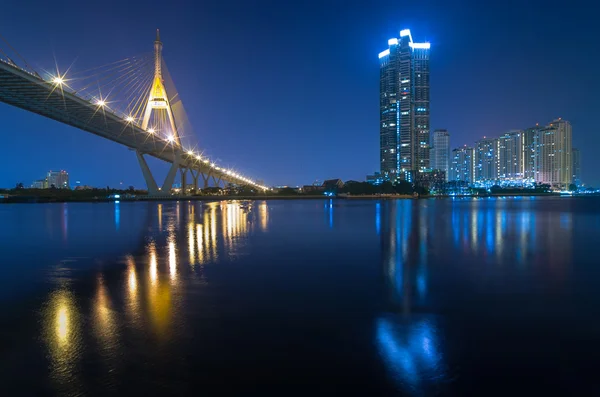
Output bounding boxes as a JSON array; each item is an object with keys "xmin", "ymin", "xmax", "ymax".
[
  {"xmin": 430, "ymin": 129, "xmax": 450, "ymax": 181},
  {"xmin": 475, "ymin": 138, "xmax": 497, "ymax": 182},
  {"xmin": 379, "ymin": 29, "xmax": 430, "ymax": 181},
  {"xmin": 47, "ymin": 170, "xmax": 69, "ymax": 189},
  {"xmin": 497, "ymin": 130, "xmax": 524, "ymax": 181},
  {"xmin": 536, "ymin": 119, "xmax": 572, "ymax": 187},
  {"xmin": 450, "ymin": 147, "xmax": 475, "ymax": 183},
  {"xmin": 572, "ymin": 148, "xmax": 581, "ymax": 186}
]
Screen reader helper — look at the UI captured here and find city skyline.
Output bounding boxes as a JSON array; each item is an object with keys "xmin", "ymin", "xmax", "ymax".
[{"xmin": 0, "ymin": 0, "xmax": 598, "ymax": 187}]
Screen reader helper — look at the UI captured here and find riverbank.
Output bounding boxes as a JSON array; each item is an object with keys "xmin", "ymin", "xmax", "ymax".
[{"xmin": 1, "ymin": 191, "xmax": 595, "ymax": 204}]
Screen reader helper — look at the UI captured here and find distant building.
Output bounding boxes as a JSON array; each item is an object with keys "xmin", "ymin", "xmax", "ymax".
[
  {"xmin": 379, "ymin": 29, "xmax": 430, "ymax": 180},
  {"xmin": 31, "ymin": 179, "xmax": 47, "ymax": 189},
  {"xmin": 415, "ymin": 169, "xmax": 446, "ymax": 194},
  {"xmin": 523, "ymin": 126, "xmax": 541, "ymax": 181},
  {"xmin": 497, "ymin": 130, "xmax": 524, "ymax": 181},
  {"xmin": 366, "ymin": 172, "xmax": 386, "ymax": 185},
  {"xmin": 450, "ymin": 147, "xmax": 475, "ymax": 183},
  {"xmin": 536, "ymin": 119, "xmax": 572, "ymax": 188},
  {"xmin": 572, "ymin": 147, "xmax": 581, "ymax": 186},
  {"xmin": 475, "ymin": 137, "xmax": 497, "ymax": 182},
  {"xmin": 430, "ymin": 129, "xmax": 450, "ymax": 181},
  {"xmin": 46, "ymin": 170, "xmax": 69, "ymax": 189}
]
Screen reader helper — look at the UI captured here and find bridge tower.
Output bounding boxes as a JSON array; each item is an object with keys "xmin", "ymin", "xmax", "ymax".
[
  {"xmin": 136, "ymin": 30, "xmax": 185, "ymax": 196},
  {"xmin": 141, "ymin": 29, "xmax": 180, "ymax": 146}
]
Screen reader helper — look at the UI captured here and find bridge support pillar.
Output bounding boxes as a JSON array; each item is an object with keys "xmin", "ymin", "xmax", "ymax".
[
  {"xmin": 136, "ymin": 150, "xmax": 181, "ymax": 197},
  {"xmin": 190, "ymin": 170, "xmax": 199, "ymax": 193},
  {"xmin": 179, "ymin": 167, "xmax": 188, "ymax": 196},
  {"xmin": 201, "ymin": 172, "xmax": 210, "ymax": 189},
  {"xmin": 212, "ymin": 175, "xmax": 222, "ymax": 188},
  {"xmin": 136, "ymin": 150, "xmax": 159, "ymax": 195},
  {"xmin": 161, "ymin": 153, "xmax": 181, "ymax": 194}
]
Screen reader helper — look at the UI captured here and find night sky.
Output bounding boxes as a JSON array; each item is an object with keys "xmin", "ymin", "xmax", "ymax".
[{"xmin": 0, "ymin": 0, "xmax": 598, "ymax": 188}]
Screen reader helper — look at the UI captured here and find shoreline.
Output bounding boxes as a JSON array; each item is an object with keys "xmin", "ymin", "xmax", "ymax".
[{"xmin": 0, "ymin": 192, "xmax": 595, "ymax": 204}]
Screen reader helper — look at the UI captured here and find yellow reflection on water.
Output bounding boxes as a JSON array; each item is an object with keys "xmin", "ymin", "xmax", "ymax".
[
  {"xmin": 157, "ymin": 204, "xmax": 163, "ymax": 231},
  {"xmin": 93, "ymin": 275, "xmax": 118, "ymax": 354},
  {"xmin": 169, "ymin": 236, "xmax": 177, "ymax": 282},
  {"xmin": 188, "ymin": 222, "xmax": 195, "ymax": 266},
  {"xmin": 43, "ymin": 287, "xmax": 81, "ymax": 383},
  {"xmin": 149, "ymin": 242, "xmax": 158, "ymax": 285},
  {"xmin": 197, "ymin": 223, "xmax": 204, "ymax": 263},
  {"xmin": 56, "ymin": 304, "xmax": 69, "ymax": 345},
  {"xmin": 125, "ymin": 256, "xmax": 141, "ymax": 327},
  {"xmin": 259, "ymin": 201, "xmax": 268, "ymax": 231}
]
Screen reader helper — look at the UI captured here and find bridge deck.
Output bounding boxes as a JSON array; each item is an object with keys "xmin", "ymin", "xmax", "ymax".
[{"xmin": 0, "ymin": 60, "xmax": 241, "ymax": 185}]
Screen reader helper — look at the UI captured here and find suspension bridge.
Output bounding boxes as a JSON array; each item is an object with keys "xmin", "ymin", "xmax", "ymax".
[{"xmin": 0, "ymin": 30, "xmax": 267, "ymax": 195}]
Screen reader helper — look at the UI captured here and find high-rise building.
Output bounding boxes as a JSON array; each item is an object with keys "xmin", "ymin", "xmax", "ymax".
[
  {"xmin": 523, "ymin": 126, "xmax": 541, "ymax": 181},
  {"xmin": 47, "ymin": 170, "xmax": 69, "ymax": 189},
  {"xmin": 497, "ymin": 130, "xmax": 524, "ymax": 181},
  {"xmin": 430, "ymin": 129, "xmax": 450, "ymax": 181},
  {"xmin": 536, "ymin": 119, "xmax": 572, "ymax": 187},
  {"xmin": 379, "ymin": 29, "xmax": 430, "ymax": 181},
  {"xmin": 450, "ymin": 147, "xmax": 475, "ymax": 183},
  {"xmin": 475, "ymin": 137, "xmax": 497, "ymax": 182},
  {"xmin": 572, "ymin": 147, "xmax": 581, "ymax": 186}
]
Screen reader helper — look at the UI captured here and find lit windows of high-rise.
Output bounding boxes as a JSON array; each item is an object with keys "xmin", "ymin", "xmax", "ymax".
[
  {"xmin": 379, "ymin": 29, "xmax": 430, "ymax": 180},
  {"xmin": 475, "ymin": 138, "xmax": 497, "ymax": 182},
  {"xmin": 430, "ymin": 129, "xmax": 450, "ymax": 181},
  {"xmin": 450, "ymin": 147, "xmax": 475, "ymax": 183}
]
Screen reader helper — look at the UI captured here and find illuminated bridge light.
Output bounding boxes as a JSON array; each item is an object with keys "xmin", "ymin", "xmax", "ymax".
[
  {"xmin": 167, "ymin": 135, "xmax": 175, "ymax": 143},
  {"xmin": 187, "ymin": 150, "xmax": 194, "ymax": 155},
  {"xmin": 96, "ymin": 100, "xmax": 106, "ymax": 107},
  {"xmin": 52, "ymin": 76, "xmax": 64, "ymax": 85},
  {"xmin": 195, "ymin": 155, "xmax": 202, "ymax": 160},
  {"xmin": 126, "ymin": 116, "xmax": 134, "ymax": 122},
  {"xmin": 148, "ymin": 128, "xmax": 155, "ymax": 134},
  {"xmin": 203, "ymin": 160, "xmax": 209, "ymax": 164}
]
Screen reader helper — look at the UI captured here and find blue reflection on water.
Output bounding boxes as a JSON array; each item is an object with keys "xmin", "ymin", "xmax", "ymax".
[
  {"xmin": 376, "ymin": 202, "xmax": 381, "ymax": 235},
  {"xmin": 376, "ymin": 316, "xmax": 445, "ymax": 393},
  {"xmin": 115, "ymin": 202, "xmax": 120, "ymax": 231}
]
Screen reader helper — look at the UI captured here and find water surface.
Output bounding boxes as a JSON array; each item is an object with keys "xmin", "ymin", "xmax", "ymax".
[{"xmin": 1, "ymin": 198, "xmax": 599, "ymax": 395}]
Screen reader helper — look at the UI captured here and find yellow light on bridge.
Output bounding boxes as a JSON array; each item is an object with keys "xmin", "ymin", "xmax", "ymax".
[
  {"xmin": 195, "ymin": 155, "xmax": 202, "ymax": 160},
  {"xmin": 148, "ymin": 128, "xmax": 155, "ymax": 134},
  {"xmin": 126, "ymin": 116, "xmax": 134, "ymax": 122},
  {"xmin": 210, "ymin": 163, "xmax": 215, "ymax": 168},
  {"xmin": 96, "ymin": 100, "xmax": 106, "ymax": 107},
  {"xmin": 167, "ymin": 135, "xmax": 175, "ymax": 143},
  {"xmin": 187, "ymin": 150, "xmax": 194, "ymax": 155},
  {"xmin": 52, "ymin": 77, "xmax": 64, "ymax": 85}
]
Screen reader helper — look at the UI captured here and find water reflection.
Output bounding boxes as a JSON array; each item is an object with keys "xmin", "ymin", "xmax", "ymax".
[
  {"xmin": 43, "ymin": 287, "xmax": 81, "ymax": 388},
  {"xmin": 41, "ymin": 201, "xmax": 270, "ymax": 358},
  {"xmin": 378, "ymin": 198, "xmax": 576, "ymax": 392}
]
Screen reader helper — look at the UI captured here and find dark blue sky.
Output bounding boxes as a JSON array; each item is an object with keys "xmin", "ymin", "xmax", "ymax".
[{"xmin": 1, "ymin": 0, "xmax": 598, "ymax": 188}]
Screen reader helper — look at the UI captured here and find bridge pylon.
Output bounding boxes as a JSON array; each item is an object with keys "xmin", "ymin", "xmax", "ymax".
[{"xmin": 137, "ymin": 30, "xmax": 185, "ymax": 196}]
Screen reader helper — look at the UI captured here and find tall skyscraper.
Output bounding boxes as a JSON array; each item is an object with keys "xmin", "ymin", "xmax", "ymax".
[
  {"xmin": 430, "ymin": 129, "xmax": 450, "ymax": 181},
  {"xmin": 47, "ymin": 170, "xmax": 69, "ymax": 189},
  {"xmin": 450, "ymin": 147, "xmax": 475, "ymax": 183},
  {"xmin": 379, "ymin": 29, "xmax": 430, "ymax": 181},
  {"xmin": 536, "ymin": 119, "xmax": 572, "ymax": 187},
  {"xmin": 497, "ymin": 130, "xmax": 524, "ymax": 181},
  {"xmin": 475, "ymin": 137, "xmax": 497, "ymax": 182},
  {"xmin": 523, "ymin": 126, "xmax": 541, "ymax": 181},
  {"xmin": 572, "ymin": 147, "xmax": 581, "ymax": 186}
]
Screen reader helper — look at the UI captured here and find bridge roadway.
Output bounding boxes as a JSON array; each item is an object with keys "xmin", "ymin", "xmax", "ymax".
[{"xmin": 0, "ymin": 59, "xmax": 254, "ymax": 192}]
